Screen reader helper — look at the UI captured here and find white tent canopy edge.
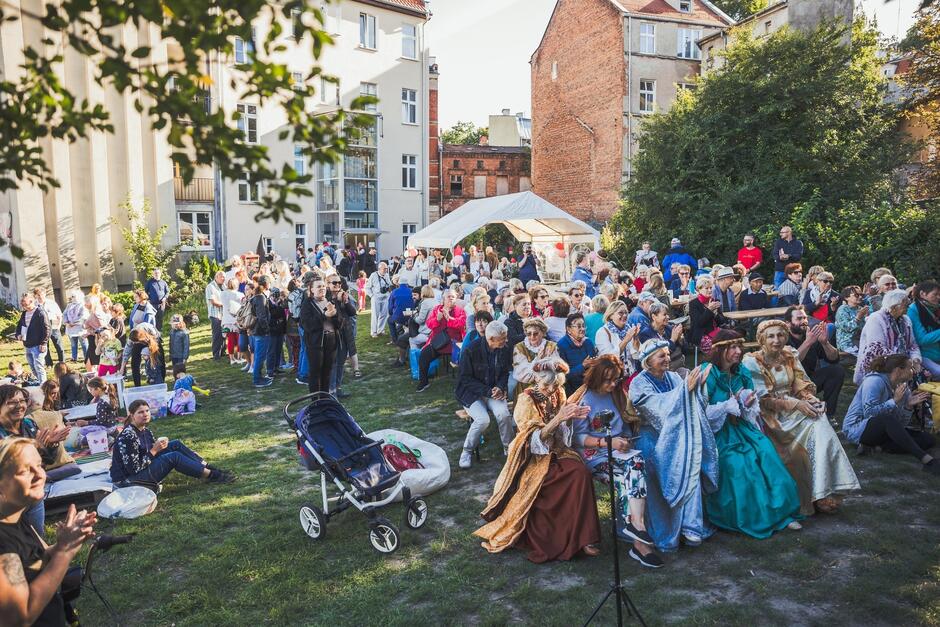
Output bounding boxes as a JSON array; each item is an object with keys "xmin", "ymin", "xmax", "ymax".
[{"xmin": 407, "ymin": 191, "xmax": 601, "ymax": 251}]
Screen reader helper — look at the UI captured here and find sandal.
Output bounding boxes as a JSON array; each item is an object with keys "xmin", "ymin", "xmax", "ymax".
[
  {"xmin": 814, "ymin": 497, "xmax": 840, "ymax": 514},
  {"xmin": 583, "ymin": 544, "xmax": 601, "ymax": 557},
  {"xmin": 354, "ymin": 369, "xmax": 363, "ymax": 378}
]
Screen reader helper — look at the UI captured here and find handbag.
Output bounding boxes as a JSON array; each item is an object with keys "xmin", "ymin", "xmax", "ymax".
[
  {"xmin": 382, "ymin": 443, "xmax": 424, "ymax": 471},
  {"xmin": 430, "ymin": 329, "xmax": 450, "ymax": 351}
]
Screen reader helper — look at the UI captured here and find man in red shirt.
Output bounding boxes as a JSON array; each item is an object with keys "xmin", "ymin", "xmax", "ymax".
[{"xmin": 736, "ymin": 234, "xmax": 763, "ymax": 272}]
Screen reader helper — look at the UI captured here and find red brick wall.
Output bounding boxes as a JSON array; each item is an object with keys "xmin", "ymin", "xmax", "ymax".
[
  {"xmin": 441, "ymin": 148, "xmax": 531, "ymax": 214},
  {"xmin": 531, "ymin": 0, "xmax": 625, "ymax": 223},
  {"xmin": 428, "ymin": 74, "xmax": 441, "ymax": 212}
]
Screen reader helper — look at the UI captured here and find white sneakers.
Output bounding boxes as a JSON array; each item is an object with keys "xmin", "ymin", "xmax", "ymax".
[{"xmin": 459, "ymin": 449, "xmax": 473, "ymax": 469}]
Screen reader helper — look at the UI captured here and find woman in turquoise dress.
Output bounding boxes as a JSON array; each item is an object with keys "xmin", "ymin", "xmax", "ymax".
[{"xmin": 704, "ymin": 330, "xmax": 802, "ymax": 538}]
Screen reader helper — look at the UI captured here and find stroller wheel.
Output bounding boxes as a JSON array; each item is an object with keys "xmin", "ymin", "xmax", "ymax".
[
  {"xmin": 406, "ymin": 497, "xmax": 429, "ymax": 529},
  {"xmin": 299, "ymin": 505, "xmax": 326, "ymax": 540},
  {"xmin": 368, "ymin": 517, "xmax": 400, "ymax": 554}
]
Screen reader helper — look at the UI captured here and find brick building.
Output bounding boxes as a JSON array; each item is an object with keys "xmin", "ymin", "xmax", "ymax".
[
  {"xmin": 530, "ymin": 0, "xmax": 731, "ymax": 223},
  {"xmin": 440, "ymin": 145, "xmax": 532, "ymax": 214}
]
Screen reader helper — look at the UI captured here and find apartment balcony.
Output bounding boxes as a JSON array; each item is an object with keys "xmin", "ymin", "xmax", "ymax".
[{"xmin": 174, "ymin": 177, "xmax": 214, "ymax": 203}]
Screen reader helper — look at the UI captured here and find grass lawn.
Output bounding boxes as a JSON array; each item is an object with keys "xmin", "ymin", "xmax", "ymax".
[{"xmin": 16, "ymin": 313, "xmax": 940, "ymax": 626}]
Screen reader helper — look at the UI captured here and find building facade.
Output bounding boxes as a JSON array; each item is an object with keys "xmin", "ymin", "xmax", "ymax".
[
  {"xmin": 488, "ymin": 109, "xmax": 532, "ymax": 147},
  {"xmin": 0, "ymin": 0, "xmax": 431, "ymax": 302},
  {"xmin": 440, "ymin": 145, "xmax": 531, "ymax": 215},
  {"xmin": 530, "ymin": 0, "xmax": 731, "ymax": 223}
]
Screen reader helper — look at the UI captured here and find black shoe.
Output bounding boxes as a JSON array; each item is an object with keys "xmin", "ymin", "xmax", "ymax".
[
  {"xmin": 208, "ymin": 469, "xmax": 236, "ymax": 484},
  {"xmin": 416, "ymin": 382, "xmax": 431, "ymax": 393},
  {"xmin": 622, "ymin": 522, "xmax": 654, "ymax": 546},
  {"xmin": 923, "ymin": 459, "xmax": 940, "ymax": 476},
  {"xmin": 295, "ymin": 377, "xmax": 308, "ymax": 385},
  {"xmin": 254, "ymin": 378, "xmax": 274, "ymax": 388},
  {"xmin": 393, "ymin": 359, "xmax": 405, "ymax": 368},
  {"xmin": 629, "ymin": 547, "xmax": 664, "ymax": 569}
]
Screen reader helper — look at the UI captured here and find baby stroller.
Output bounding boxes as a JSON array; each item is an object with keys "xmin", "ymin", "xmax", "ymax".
[{"xmin": 285, "ymin": 392, "xmax": 430, "ymax": 554}]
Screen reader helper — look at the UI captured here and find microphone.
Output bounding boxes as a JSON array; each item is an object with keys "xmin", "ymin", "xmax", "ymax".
[{"xmin": 96, "ymin": 534, "xmax": 135, "ymax": 552}]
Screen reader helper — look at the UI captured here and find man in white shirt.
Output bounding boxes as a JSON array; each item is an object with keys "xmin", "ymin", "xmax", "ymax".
[
  {"xmin": 32, "ymin": 287, "xmax": 64, "ymax": 364},
  {"xmin": 205, "ymin": 271, "xmax": 225, "ymax": 360},
  {"xmin": 366, "ymin": 262, "xmax": 392, "ymax": 337},
  {"xmin": 397, "ymin": 256, "xmax": 419, "ymax": 288}
]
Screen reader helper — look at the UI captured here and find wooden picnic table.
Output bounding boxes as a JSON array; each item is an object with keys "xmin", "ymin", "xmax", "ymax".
[{"xmin": 722, "ymin": 306, "xmax": 789, "ymax": 321}]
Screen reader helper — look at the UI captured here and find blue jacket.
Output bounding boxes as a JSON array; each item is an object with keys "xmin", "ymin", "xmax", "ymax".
[
  {"xmin": 771, "ymin": 238, "xmax": 804, "ymax": 272},
  {"xmin": 842, "ymin": 372, "xmax": 911, "ymax": 443},
  {"xmin": 627, "ymin": 307, "xmax": 652, "ymax": 335},
  {"xmin": 128, "ymin": 303, "xmax": 157, "ymax": 330},
  {"xmin": 388, "ymin": 285, "xmax": 414, "ymax": 324},
  {"xmin": 557, "ymin": 335, "xmax": 597, "ymax": 383},
  {"xmin": 455, "ymin": 337, "xmax": 511, "ymax": 408},
  {"xmin": 661, "ymin": 247, "xmax": 697, "ymax": 283},
  {"xmin": 909, "ymin": 302, "xmax": 940, "ymax": 362},
  {"xmin": 518, "ymin": 252, "xmax": 540, "ymax": 284},
  {"xmin": 145, "ymin": 278, "xmax": 169, "ymax": 310},
  {"xmin": 571, "ymin": 266, "xmax": 597, "ymax": 298}
]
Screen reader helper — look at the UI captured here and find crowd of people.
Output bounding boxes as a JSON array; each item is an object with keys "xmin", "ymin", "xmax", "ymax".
[{"xmin": 2, "ymin": 227, "xmax": 940, "ymax": 622}]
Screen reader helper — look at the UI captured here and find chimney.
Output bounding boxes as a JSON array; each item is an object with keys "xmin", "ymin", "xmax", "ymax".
[
  {"xmin": 515, "ymin": 112, "xmax": 524, "ymax": 118},
  {"xmin": 501, "ymin": 108, "xmax": 510, "ymax": 115}
]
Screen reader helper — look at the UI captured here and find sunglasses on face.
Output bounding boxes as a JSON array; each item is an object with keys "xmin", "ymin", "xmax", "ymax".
[
  {"xmin": 571, "ymin": 292, "xmax": 583, "ymax": 298},
  {"xmin": 615, "ymin": 311, "xmax": 629, "ymax": 318},
  {"xmin": 821, "ymin": 279, "xmax": 832, "ymax": 284},
  {"xmin": 538, "ymin": 293, "xmax": 549, "ymax": 299},
  {"xmin": 525, "ymin": 331, "xmax": 542, "ymax": 337},
  {"xmin": 329, "ymin": 281, "xmax": 342, "ymax": 285}
]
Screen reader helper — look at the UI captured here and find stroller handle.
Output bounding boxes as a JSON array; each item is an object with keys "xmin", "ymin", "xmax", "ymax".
[{"xmin": 283, "ymin": 391, "xmax": 338, "ymax": 430}]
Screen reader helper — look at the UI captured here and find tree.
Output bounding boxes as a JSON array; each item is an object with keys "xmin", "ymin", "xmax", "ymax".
[
  {"xmin": 609, "ymin": 21, "xmax": 919, "ymax": 284},
  {"xmin": 441, "ymin": 121, "xmax": 488, "ymax": 145},
  {"xmin": 113, "ymin": 196, "xmax": 186, "ymax": 283},
  {"xmin": 901, "ymin": 5, "xmax": 940, "ymax": 198},
  {"xmin": 710, "ymin": 0, "xmax": 769, "ymax": 21},
  {"xmin": 0, "ymin": 0, "xmax": 374, "ymax": 228}
]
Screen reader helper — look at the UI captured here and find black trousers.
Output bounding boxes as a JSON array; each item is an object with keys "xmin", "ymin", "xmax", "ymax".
[
  {"xmin": 45, "ymin": 329, "xmax": 64, "ymax": 365},
  {"xmin": 155, "ymin": 308, "xmax": 166, "ymax": 333},
  {"xmin": 860, "ymin": 414, "xmax": 936, "ymax": 460},
  {"xmin": 130, "ymin": 340, "xmax": 166, "ymax": 386},
  {"xmin": 417, "ymin": 344, "xmax": 448, "ymax": 386},
  {"xmin": 810, "ymin": 363, "xmax": 845, "ymax": 418},
  {"xmin": 305, "ymin": 331, "xmax": 337, "ymax": 393},
  {"xmin": 210, "ymin": 317, "xmax": 224, "ymax": 359}
]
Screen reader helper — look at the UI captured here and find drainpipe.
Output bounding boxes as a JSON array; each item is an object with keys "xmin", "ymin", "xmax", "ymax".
[
  {"xmin": 626, "ymin": 14, "xmax": 633, "ymax": 181},
  {"xmin": 213, "ymin": 48, "xmax": 226, "ymax": 262},
  {"xmin": 420, "ymin": 19, "xmax": 428, "ymax": 231}
]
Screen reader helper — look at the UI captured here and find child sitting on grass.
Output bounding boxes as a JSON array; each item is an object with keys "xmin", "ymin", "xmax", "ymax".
[
  {"xmin": 169, "ymin": 364, "xmax": 209, "ymax": 415},
  {"xmin": 96, "ymin": 327, "xmax": 123, "ymax": 376},
  {"xmin": 4, "ymin": 360, "xmax": 32, "ymax": 386},
  {"xmin": 169, "ymin": 314, "xmax": 191, "ymax": 367}
]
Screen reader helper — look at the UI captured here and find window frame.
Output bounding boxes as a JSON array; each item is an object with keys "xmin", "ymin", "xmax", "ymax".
[
  {"xmin": 295, "ymin": 222, "xmax": 307, "ymax": 252},
  {"xmin": 401, "ymin": 88, "xmax": 417, "ymax": 125},
  {"xmin": 639, "ymin": 80, "xmax": 656, "ymax": 114},
  {"xmin": 294, "ymin": 144, "xmax": 306, "ymax": 176},
  {"xmin": 236, "ymin": 103, "xmax": 258, "ymax": 144},
  {"xmin": 234, "ymin": 28, "xmax": 256, "ymax": 64},
  {"xmin": 320, "ymin": 77, "xmax": 340, "ymax": 105},
  {"xmin": 639, "ymin": 23, "xmax": 656, "ymax": 54},
  {"xmin": 449, "ymin": 174, "xmax": 463, "ymax": 197},
  {"xmin": 359, "ymin": 82, "xmax": 378, "ymax": 112},
  {"xmin": 177, "ymin": 210, "xmax": 213, "ymax": 250},
  {"xmin": 238, "ymin": 172, "xmax": 262, "ymax": 203},
  {"xmin": 402, "ymin": 222, "xmax": 417, "ymax": 252},
  {"xmin": 401, "ymin": 154, "xmax": 418, "ymax": 189},
  {"xmin": 401, "ymin": 23, "xmax": 417, "ymax": 60},
  {"xmin": 359, "ymin": 13, "xmax": 377, "ymax": 50},
  {"xmin": 679, "ymin": 0, "xmax": 692, "ymax": 12},
  {"xmin": 677, "ymin": 27, "xmax": 703, "ymax": 60}
]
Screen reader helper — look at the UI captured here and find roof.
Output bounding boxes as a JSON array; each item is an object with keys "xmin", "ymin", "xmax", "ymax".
[
  {"xmin": 619, "ymin": 0, "xmax": 732, "ymax": 25},
  {"xmin": 357, "ymin": 0, "xmax": 428, "ymax": 17},
  {"xmin": 408, "ymin": 191, "xmax": 600, "ymax": 250},
  {"xmin": 442, "ymin": 144, "xmax": 530, "ymax": 155},
  {"xmin": 700, "ymin": 0, "xmax": 784, "ymax": 43}
]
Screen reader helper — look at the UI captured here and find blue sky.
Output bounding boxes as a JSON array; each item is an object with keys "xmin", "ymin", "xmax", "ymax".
[{"xmin": 427, "ymin": 0, "xmax": 920, "ymax": 129}]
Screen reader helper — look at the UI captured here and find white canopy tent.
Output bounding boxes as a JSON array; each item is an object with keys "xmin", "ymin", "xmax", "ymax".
[{"xmin": 408, "ymin": 191, "xmax": 600, "ymax": 251}]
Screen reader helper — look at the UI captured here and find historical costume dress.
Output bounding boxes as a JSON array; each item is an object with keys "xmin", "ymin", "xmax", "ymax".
[
  {"xmin": 703, "ymin": 364, "xmax": 802, "ymax": 537},
  {"xmin": 511, "ymin": 337, "xmax": 558, "ymax": 398},
  {"xmin": 742, "ymin": 346, "xmax": 861, "ymax": 514},
  {"xmin": 475, "ymin": 388, "xmax": 601, "ymax": 563},
  {"xmin": 629, "ymin": 366, "xmax": 718, "ymax": 551}
]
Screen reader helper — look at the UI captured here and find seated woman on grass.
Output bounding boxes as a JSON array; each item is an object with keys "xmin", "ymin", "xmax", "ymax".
[{"xmin": 110, "ymin": 400, "xmax": 234, "ymax": 486}]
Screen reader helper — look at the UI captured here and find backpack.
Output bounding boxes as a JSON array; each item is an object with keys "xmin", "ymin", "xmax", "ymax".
[
  {"xmin": 287, "ymin": 289, "xmax": 304, "ymax": 320},
  {"xmin": 235, "ymin": 297, "xmax": 256, "ymax": 332}
]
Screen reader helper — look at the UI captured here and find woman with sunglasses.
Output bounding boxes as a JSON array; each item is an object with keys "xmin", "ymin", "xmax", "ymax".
[
  {"xmin": 511, "ymin": 318, "xmax": 560, "ymax": 399},
  {"xmin": 801, "ymin": 271, "xmax": 840, "ymax": 324},
  {"xmin": 595, "ymin": 301, "xmax": 641, "ymax": 379},
  {"xmin": 776, "ymin": 263, "xmax": 803, "ymax": 307},
  {"xmin": 527, "ymin": 285, "xmax": 552, "ymax": 318}
]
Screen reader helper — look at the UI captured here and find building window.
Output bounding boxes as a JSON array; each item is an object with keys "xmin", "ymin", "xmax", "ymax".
[
  {"xmin": 401, "ymin": 154, "xmax": 417, "ymax": 189},
  {"xmin": 344, "ymin": 117, "xmax": 379, "ymax": 231},
  {"xmin": 475, "ymin": 160, "xmax": 484, "ymax": 170},
  {"xmin": 453, "ymin": 159, "xmax": 460, "ymax": 168},
  {"xmin": 178, "ymin": 211, "xmax": 212, "ymax": 248},
  {"xmin": 238, "ymin": 172, "xmax": 261, "ymax": 203},
  {"xmin": 263, "ymin": 237, "xmax": 273, "ymax": 254},
  {"xmin": 498, "ymin": 160, "xmax": 506, "ymax": 170},
  {"xmin": 236, "ymin": 103, "xmax": 258, "ymax": 143},
  {"xmin": 291, "ymin": 72, "xmax": 304, "ymax": 91},
  {"xmin": 677, "ymin": 28, "xmax": 702, "ymax": 60},
  {"xmin": 402, "ymin": 23, "xmax": 417, "ymax": 59},
  {"xmin": 234, "ymin": 29, "xmax": 256, "ymax": 64},
  {"xmin": 639, "ymin": 80, "xmax": 655, "ymax": 113},
  {"xmin": 551, "ymin": 61, "xmax": 558, "ymax": 81},
  {"xmin": 449, "ymin": 174, "xmax": 463, "ymax": 196},
  {"xmin": 292, "ymin": 9, "xmax": 303, "ymax": 40},
  {"xmin": 677, "ymin": 82, "xmax": 696, "ymax": 93},
  {"xmin": 294, "ymin": 145, "xmax": 306, "ymax": 175},
  {"xmin": 359, "ymin": 13, "xmax": 377, "ymax": 49},
  {"xmin": 639, "ymin": 23, "xmax": 655, "ymax": 54},
  {"xmin": 320, "ymin": 77, "xmax": 340, "ymax": 105},
  {"xmin": 316, "ymin": 160, "xmax": 340, "ymax": 242},
  {"xmin": 401, "ymin": 88, "xmax": 417, "ymax": 124},
  {"xmin": 295, "ymin": 223, "xmax": 307, "ymax": 252},
  {"xmin": 764, "ymin": 20, "xmax": 772, "ymax": 35},
  {"xmin": 706, "ymin": 46, "xmax": 715, "ymax": 68},
  {"xmin": 359, "ymin": 82, "xmax": 377, "ymax": 112},
  {"xmin": 679, "ymin": 0, "xmax": 692, "ymax": 12},
  {"xmin": 473, "ymin": 175, "xmax": 486, "ymax": 198},
  {"xmin": 402, "ymin": 223, "xmax": 417, "ymax": 252}
]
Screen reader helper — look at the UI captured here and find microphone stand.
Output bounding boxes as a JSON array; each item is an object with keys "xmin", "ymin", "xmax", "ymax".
[{"xmin": 583, "ymin": 422, "xmax": 646, "ymax": 627}]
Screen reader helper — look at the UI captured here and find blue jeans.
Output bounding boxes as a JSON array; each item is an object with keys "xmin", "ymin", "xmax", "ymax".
[
  {"xmin": 330, "ymin": 339, "xmax": 348, "ymax": 392},
  {"xmin": 267, "ymin": 334, "xmax": 284, "ymax": 373},
  {"xmin": 126, "ymin": 440, "xmax": 206, "ymax": 483},
  {"xmin": 773, "ymin": 271, "xmax": 786, "ymax": 289},
  {"xmin": 251, "ymin": 335, "xmax": 271, "ymax": 384},
  {"xmin": 297, "ymin": 327, "xmax": 308, "ymax": 381},
  {"xmin": 25, "ymin": 346, "xmax": 47, "ymax": 384},
  {"xmin": 69, "ymin": 336, "xmax": 87, "ymax": 361}
]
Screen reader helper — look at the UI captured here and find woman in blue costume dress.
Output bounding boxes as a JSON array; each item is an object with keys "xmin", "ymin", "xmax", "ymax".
[{"xmin": 703, "ymin": 330, "xmax": 802, "ymax": 537}]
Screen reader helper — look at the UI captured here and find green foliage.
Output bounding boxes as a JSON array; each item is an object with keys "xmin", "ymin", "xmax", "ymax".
[
  {"xmin": 168, "ymin": 255, "xmax": 223, "ymax": 308},
  {"xmin": 103, "ymin": 290, "xmax": 135, "ymax": 312},
  {"xmin": 710, "ymin": 0, "xmax": 769, "ymax": 21},
  {"xmin": 610, "ymin": 21, "xmax": 914, "ymax": 285},
  {"xmin": 457, "ymin": 224, "xmax": 517, "ymax": 259},
  {"xmin": 113, "ymin": 195, "xmax": 185, "ymax": 282},
  {"xmin": 441, "ymin": 121, "xmax": 488, "ymax": 145},
  {"xmin": 901, "ymin": 5, "xmax": 940, "ymax": 198},
  {"xmin": 0, "ymin": 0, "xmax": 373, "ymax": 224}
]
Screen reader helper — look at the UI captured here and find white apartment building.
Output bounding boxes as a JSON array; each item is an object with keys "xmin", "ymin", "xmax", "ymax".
[{"xmin": 0, "ymin": 0, "xmax": 430, "ymax": 302}]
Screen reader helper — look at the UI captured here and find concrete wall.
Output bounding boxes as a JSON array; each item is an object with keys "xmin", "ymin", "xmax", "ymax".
[{"xmin": 788, "ymin": 0, "xmax": 854, "ymax": 34}]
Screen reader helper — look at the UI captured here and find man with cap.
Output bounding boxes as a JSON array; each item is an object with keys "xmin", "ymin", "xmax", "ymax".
[
  {"xmin": 711, "ymin": 267, "xmax": 738, "ymax": 313},
  {"xmin": 627, "ymin": 292, "xmax": 658, "ymax": 336},
  {"xmin": 739, "ymin": 273, "xmax": 769, "ymax": 311},
  {"xmin": 661, "ymin": 238, "xmax": 696, "ymax": 284}
]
